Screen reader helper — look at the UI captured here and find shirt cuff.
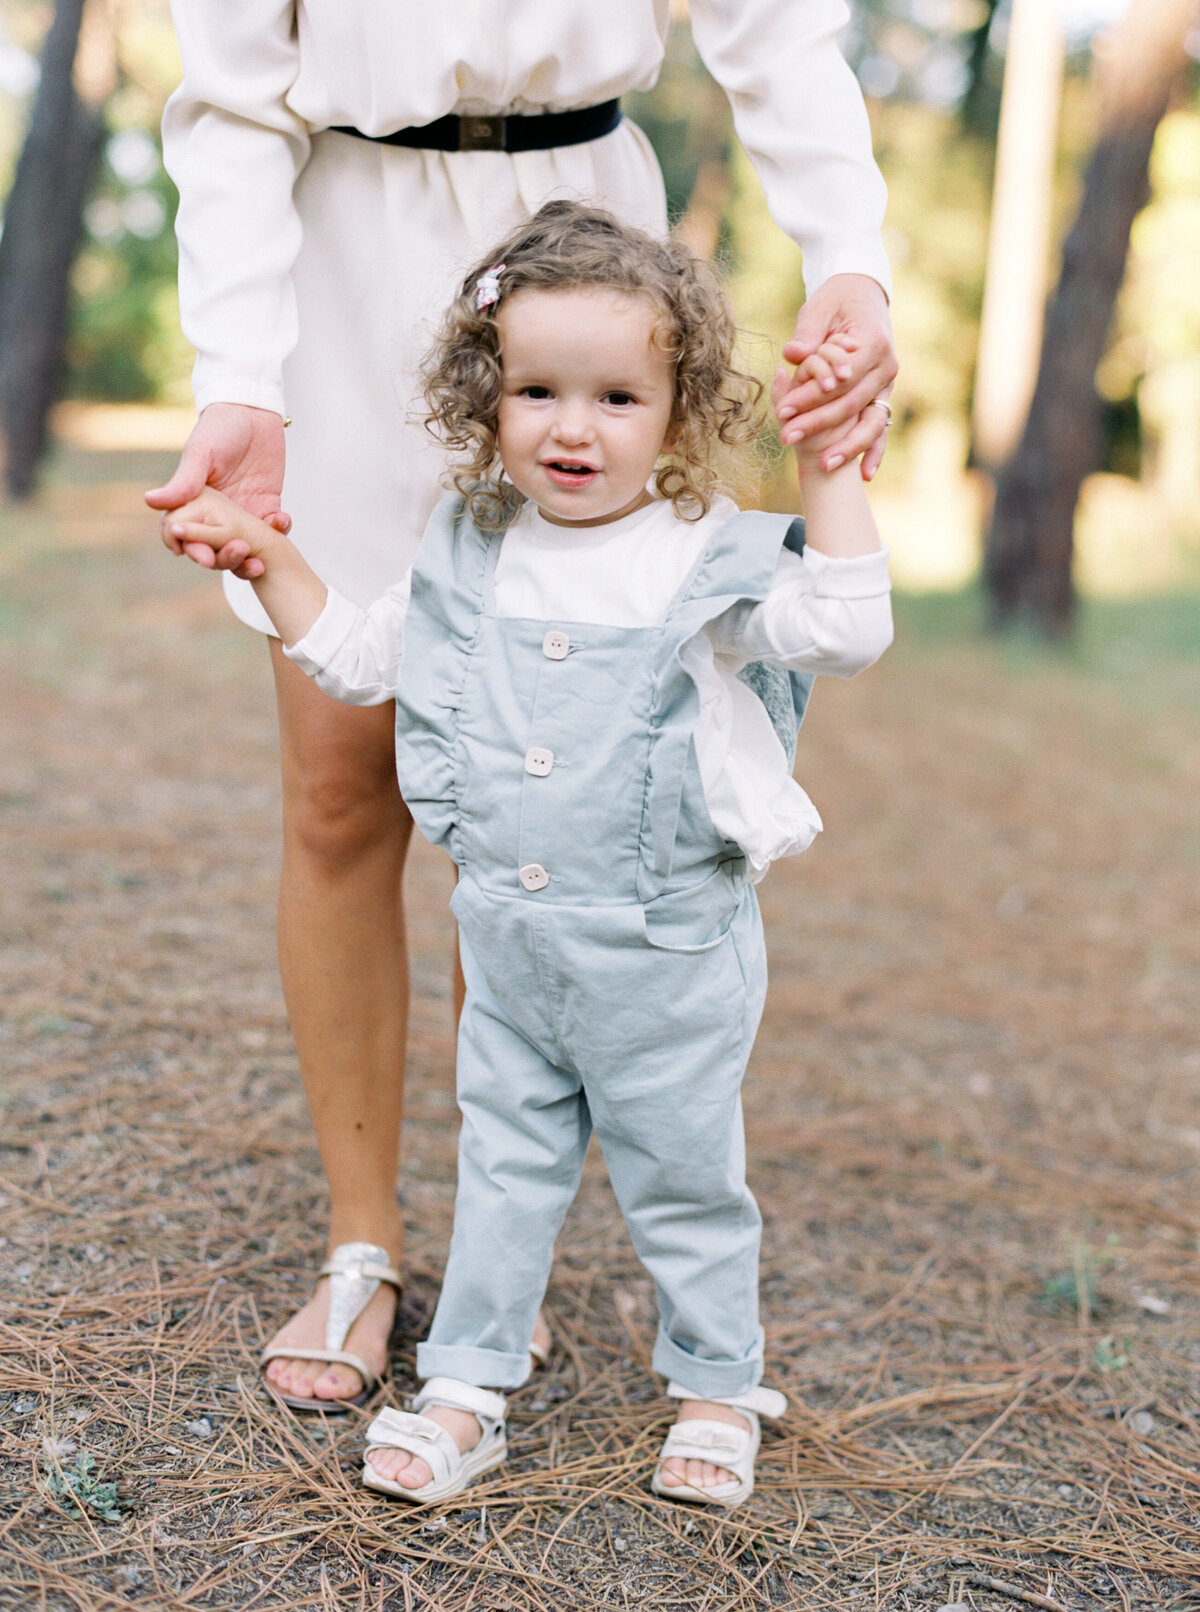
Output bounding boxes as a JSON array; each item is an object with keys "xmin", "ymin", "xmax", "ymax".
[
  {"xmin": 194, "ymin": 378, "xmax": 288, "ymax": 418},
  {"xmin": 801, "ymin": 545, "xmax": 892, "ymax": 598},
  {"xmin": 283, "ymin": 588, "xmax": 361, "ymax": 675},
  {"xmin": 804, "ymin": 252, "xmax": 894, "ymax": 305}
]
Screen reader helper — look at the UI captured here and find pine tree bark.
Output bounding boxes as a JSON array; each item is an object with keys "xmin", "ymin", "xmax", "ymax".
[
  {"xmin": 0, "ymin": 0, "xmax": 107, "ymax": 498},
  {"xmin": 982, "ymin": 0, "xmax": 1197, "ymax": 634}
]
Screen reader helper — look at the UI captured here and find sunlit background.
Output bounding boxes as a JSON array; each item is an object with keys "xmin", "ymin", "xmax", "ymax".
[{"xmin": 1, "ymin": 0, "xmax": 1198, "ymax": 603}]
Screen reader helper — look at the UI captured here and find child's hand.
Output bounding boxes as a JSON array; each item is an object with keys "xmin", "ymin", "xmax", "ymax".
[
  {"xmin": 773, "ymin": 347, "xmax": 854, "ymax": 477},
  {"xmin": 160, "ymin": 486, "xmax": 282, "ymax": 580}
]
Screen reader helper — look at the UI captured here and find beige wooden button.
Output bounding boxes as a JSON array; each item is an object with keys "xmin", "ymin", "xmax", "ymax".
[
  {"xmin": 518, "ymin": 863, "xmax": 550, "ymax": 892},
  {"xmin": 542, "ymin": 630, "xmax": 570, "ymax": 660},
  {"xmin": 525, "ymin": 747, "xmax": 554, "ymax": 776}
]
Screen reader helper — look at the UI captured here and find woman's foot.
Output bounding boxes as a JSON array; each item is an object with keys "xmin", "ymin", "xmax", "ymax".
[
  {"xmin": 530, "ymin": 1310, "xmax": 552, "ymax": 1368},
  {"xmin": 263, "ymin": 1264, "xmax": 398, "ymax": 1405},
  {"xmin": 365, "ymin": 1404, "xmax": 482, "ymax": 1489},
  {"xmin": 656, "ymin": 1400, "xmax": 751, "ymax": 1493}
]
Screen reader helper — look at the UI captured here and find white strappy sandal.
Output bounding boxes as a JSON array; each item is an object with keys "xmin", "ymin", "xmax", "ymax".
[
  {"xmin": 362, "ymin": 1377, "xmax": 508, "ymax": 1504},
  {"xmin": 650, "ymin": 1381, "xmax": 788, "ymax": 1508},
  {"xmin": 259, "ymin": 1241, "xmax": 403, "ymax": 1412}
]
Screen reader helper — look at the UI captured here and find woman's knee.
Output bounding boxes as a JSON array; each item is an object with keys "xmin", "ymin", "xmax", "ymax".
[
  {"xmin": 271, "ymin": 637, "xmax": 413, "ymax": 873},
  {"xmin": 283, "ymin": 757, "xmax": 412, "ymax": 872}
]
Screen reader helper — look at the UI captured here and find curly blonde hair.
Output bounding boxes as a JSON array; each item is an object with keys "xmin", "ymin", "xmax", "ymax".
[{"xmin": 422, "ymin": 200, "xmax": 762, "ymax": 527}]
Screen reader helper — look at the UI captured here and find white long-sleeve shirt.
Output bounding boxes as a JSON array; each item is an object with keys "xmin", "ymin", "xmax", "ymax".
[
  {"xmin": 286, "ymin": 496, "xmax": 893, "ymax": 877},
  {"xmin": 163, "ymin": 0, "xmax": 891, "ymax": 418}
]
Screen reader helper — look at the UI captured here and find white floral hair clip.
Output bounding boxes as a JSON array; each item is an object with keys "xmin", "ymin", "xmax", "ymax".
[{"xmin": 475, "ymin": 263, "xmax": 506, "ymax": 311}]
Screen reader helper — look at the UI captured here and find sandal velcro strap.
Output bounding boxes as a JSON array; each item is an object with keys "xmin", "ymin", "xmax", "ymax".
[
  {"xmin": 415, "ymin": 1377, "xmax": 507, "ymax": 1424},
  {"xmin": 665, "ymin": 1381, "xmax": 787, "ymax": 1420},
  {"xmin": 365, "ymin": 1408, "xmax": 461, "ymax": 1489},
  {"xmin": 362, "ymin": 1387, "xmax": 509, "ymax": 1503},
  {"xmin": 658, "ymin": 1421, "xmax": 749, "ymax": 1464}
]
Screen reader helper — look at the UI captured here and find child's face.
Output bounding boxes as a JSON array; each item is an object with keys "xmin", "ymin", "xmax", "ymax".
[{"xmin": 494, "ymin": 287, "xmax": 675, "ymax": 527}]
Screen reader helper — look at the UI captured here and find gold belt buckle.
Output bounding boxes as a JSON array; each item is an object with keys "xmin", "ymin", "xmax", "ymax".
[{"xmin": 458, "ymin": 115, "xmax": 506, "ymax": 152}]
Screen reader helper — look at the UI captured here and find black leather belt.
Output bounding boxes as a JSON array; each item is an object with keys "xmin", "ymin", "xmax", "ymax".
[{"xmin": 329, "ymin": 99, "xmax": 622, "ymax": 155}]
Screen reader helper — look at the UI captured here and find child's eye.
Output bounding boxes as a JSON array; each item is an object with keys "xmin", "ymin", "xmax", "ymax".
[
  {"xmin": 520, "ymin": 385, "xmax": 552, "ymax": 400},
  {"xmin": 603, "ymin": 391, "xmax": 637, "ymax": 407}
]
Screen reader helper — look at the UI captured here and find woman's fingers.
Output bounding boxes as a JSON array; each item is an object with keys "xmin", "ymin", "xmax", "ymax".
[
  {"xmin": 815, "ymin": 403, "xmax": 890, "ymax": 475},
  {"xmin": 777, "ymin": 341, "xmax": 861, "ymax": 420},
  {"xmin": 776, "ymin": 334, "xmax": 896, "ymax": 435},
  {"xmin": 860, "ymin": 422, "xmax": 889, "ymax": 482},
  {"xmin": 780, "ymin": 365, "xmax": 890, "ymax": 446}
]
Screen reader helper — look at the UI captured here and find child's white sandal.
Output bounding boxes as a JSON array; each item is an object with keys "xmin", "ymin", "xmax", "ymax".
[
  {"xmin": 362, "ymin": 1377, "xmax": 507, "ymax": 1504},
  {"xmin": 650, "ymin": 1381, "xmax": 787, "ymax": 1508}
]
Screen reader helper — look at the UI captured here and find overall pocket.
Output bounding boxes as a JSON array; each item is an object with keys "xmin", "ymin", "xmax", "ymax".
[{"xmin": 638, "ymin": 862, "xmax": 745, "ymax": 953}]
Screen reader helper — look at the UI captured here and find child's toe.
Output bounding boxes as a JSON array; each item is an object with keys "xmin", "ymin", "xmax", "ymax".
[
  {"xmin": 367, "ymin": 1448, "xmax": 430, "ymax": 1488},
  {"xmin": 366, "ymin": 1448, "xmax": 403, "ymax": 1482}
]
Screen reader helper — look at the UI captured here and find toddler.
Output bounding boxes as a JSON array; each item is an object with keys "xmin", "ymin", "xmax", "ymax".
[{"xmin": 163, "ymin": 201, "xmax": 893, "ymax": 1508}]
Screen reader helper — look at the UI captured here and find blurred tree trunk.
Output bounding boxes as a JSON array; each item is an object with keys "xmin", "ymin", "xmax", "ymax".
[
  {"xmin": 983, "ymin": 0, "xmax": 1197, "ymax": 635},
  {"xmin": 959, "ymin": 0, "xmax": 1004, "ymax": 134},
  {"xmin": 0, "ymin": 0, "xmax": 113, "ymax": 499},
  {"xmin": 971, "ymin": 0, "xmax": 1064, "ymax": 472}
]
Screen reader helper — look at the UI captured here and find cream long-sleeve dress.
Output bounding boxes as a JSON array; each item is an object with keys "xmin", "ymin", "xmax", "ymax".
[{"xmin": 163, "ymin": 1, "xmax": 891, "ymax": 632}]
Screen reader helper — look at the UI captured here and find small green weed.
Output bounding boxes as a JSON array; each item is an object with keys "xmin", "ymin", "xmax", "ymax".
[
  {"xmin": 1040, "ymin": 1266, "xmax": 1095, "ymax": 1314},
  {"xmin": 1038, "ymin": 1239, "xmax": 1118, "ymax": 1320},
  {"xmin": 1094, "ymin": 1335, "xmax": 1132, "ymax": 1373},
  {"xmin": 42, "ymin": 1451, "xmax": 126, "ymax": 1523}
]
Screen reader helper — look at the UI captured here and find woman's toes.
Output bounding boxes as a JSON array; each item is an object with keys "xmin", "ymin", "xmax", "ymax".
[
  {"xmin": 313, "ymin": 1363, "xmax": 364, "ymax": 1400},
  {"xmin": 268, "ymin": 1357, "xmax": 310, "ymax": 1397}
]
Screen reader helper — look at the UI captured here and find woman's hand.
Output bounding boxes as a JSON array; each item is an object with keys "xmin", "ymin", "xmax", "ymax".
[
  {"xmin": 775, "ymin": 274, "xmax": 897, "ymax": 481},
  {"xmin": 145, "ymin": 402, "xmax": 290, "ymax": 579}
]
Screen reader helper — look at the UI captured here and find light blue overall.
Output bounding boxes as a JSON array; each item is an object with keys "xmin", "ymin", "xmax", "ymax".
[{"xmin": 397, "ymin": 497, "xmax": 810, "ymax": 1397}]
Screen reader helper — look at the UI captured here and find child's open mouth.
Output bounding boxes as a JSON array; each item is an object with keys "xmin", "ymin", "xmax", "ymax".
[{"xmin": 543, "ymin": 460, "xmax": 599, "ymax": 488}]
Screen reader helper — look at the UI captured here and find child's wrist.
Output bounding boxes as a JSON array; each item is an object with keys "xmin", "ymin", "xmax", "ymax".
[{"xmin": 794, "ymin": 453, "xmax": 848, "ymax": 483}]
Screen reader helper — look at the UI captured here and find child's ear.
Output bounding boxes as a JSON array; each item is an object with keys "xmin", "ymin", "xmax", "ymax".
[{"xmin": 662, "ymin": 417, "xmax": 681, "ymax": 453}]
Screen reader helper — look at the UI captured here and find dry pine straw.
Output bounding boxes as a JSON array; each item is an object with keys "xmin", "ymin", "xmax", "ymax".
[{"xmin": 1, "ymin": 485, "xmax": 1199, "ymax": 1609}]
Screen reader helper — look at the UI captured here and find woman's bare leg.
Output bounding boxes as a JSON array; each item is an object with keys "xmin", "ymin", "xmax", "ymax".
[{"xmin": 262, "ymin": 640, "xmax": 410, "ymax": 1404}]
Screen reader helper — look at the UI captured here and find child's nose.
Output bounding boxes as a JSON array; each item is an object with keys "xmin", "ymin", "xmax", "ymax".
[{"xmin": 551, "ymin": 403, "xmax": 593, "ymax": 443}]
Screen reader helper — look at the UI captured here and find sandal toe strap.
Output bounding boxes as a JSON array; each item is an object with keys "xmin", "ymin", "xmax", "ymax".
[
  {"xmin": 364, "ymin": 1408, "xmax": 461, "ymax": 1489},
  {"xmin": 657, "ymin": 1420, "xmax": 751, "ymax": 1468},
  {"xmin": 259, "ymin": 1345, "xmax": 378, "ymax": 1388}
]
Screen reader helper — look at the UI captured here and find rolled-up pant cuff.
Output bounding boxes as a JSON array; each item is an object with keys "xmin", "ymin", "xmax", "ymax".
[
  {"xmin": 651, "ymin": 1330, "xmax": 763, "ymax": 1400},
  {"xmin": 416, "ymin": 1342, "xmax": 531, "ymax": 1390}
]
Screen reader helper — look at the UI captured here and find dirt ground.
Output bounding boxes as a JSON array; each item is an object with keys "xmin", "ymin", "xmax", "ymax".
[{"xmin": 2, "ymin": 453, "xmax": 1199, "ymax": 1612}]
